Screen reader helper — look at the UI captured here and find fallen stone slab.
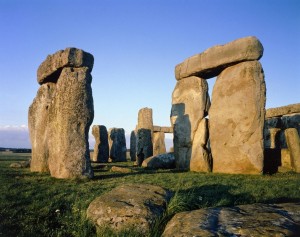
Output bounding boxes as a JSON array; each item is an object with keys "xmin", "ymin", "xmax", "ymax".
[
  {"xmin": 266, "ymin": 103, "xmax": 300, "ymax": 118},
  {"xmin": 162, "ymin": 203, "xmax": 300, "ymax": 236},
  {"xmin": 87, "ymin": 184, "xmax": 171, "ymax": 234},
  {"xmin": 110, "ymin": 166, "xmax": 135, "ymax": 173},
  {"xmin": 142, "ymin": 152, "xmax": 175, "ymax": 169},
  {"xmin": 10, "ymin": 160, "xmax": 30, "ymax": 168},
  {"xmin": 37, "ymin": 47, "xmax": 94, "ymax": 84},
  {"xmin": 175, "ymin": 36, "xmax": 263, "ymax": 80}
]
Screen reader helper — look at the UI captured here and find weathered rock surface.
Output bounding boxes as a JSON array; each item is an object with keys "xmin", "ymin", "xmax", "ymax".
[
  {"xmin": 37, "ymin": 48, "xmax": 94, "ymax": 85},
  {"xmin": 47, "ymin": 67, "xmax": 94, "ymax": 179},
  {"xmin": 175, "ymin": 36, "xmax": 263, "ymax": 80},
  {"xmin": 153, "ymin": 132, "xmax": 166, "ymax": 156},
  {"xmin": 190, "ymin": 118, "xmax": 211, "ymax": 172},
  {"xmin": 91, "ymin": 125, "xmax": 109, "ymax": 163},
  {"xmin": 162, "ymin": 202, "xmax": 300, "ymax": 237},
  {"xmin": 10, "ymin": 160, "xmax": 30, "ymax": 168},
  {"xmin": 136, "ymin": 128, "xmax": 153, "ymax": 166},
  {"xmin": 153, "ymin": 126, "xmax": 173, "ymax": 133},
  {"xmin": 266, "ymin": 103, "xmax": 300, "ymax": 118},
  {"xmin": 110, "ymin": 166, "xmax": 135, "ymax": 173},
  {"xmin": 209, "ymin": 61, "xmax": 266, "ymax": 174},
  {"xmin": 137, "ymin": 107, "xmax": 153, "ymax": 130},
  {"xmin": 130, "ymin": 130, "xmax": 137, "ymax": 161},
  {"xmin": 171, "ymin": 76, "xmax": 210, "ymax": 169},
  {"xmin": 87, "ymin": 184, "xmax": 171, "ymax": 234},
  {"xmin": 28, "ymin": 82, "xmax": 56, "ymax": 172},
  {"xmin": 108, "ymin": 128, "xmax": 127, "ymax": 162},
  {"xmin": 142, "ymin": 152, "xmax": 175, "ymax": 169},
  {"xmin": 285, "ymin": 128, "xmax": 300, "ymax": 173}
]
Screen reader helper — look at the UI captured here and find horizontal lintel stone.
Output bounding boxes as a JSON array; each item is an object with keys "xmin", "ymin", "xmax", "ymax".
[
  {"xmin": 266, "ymin": 103, "xmax": 300, "ymax": 118},
  {"xmin": 37, "ymin": 47, "xmax": 94, "ymax": 85},
  {"xmin": 175, "ymin": 36, "xmax": 263, "ymax": 80},
  {"xmin": 153, "ymin": 126, "xmax": 173, "ymax": 133}
]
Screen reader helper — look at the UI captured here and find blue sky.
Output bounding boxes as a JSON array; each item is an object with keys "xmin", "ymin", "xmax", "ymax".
[{"xmin": 0, "ymin": 0, "xmax": 299, "ymax": 148}]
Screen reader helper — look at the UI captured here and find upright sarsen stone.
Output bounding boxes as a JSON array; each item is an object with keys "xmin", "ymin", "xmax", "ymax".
[
  {"xmin": 92, "ymin": 125, "xmax": 109, "ymax": 163},
  {"xmin": 153, "ymin": 132, "xmax": 166, "ymax": 156},
  {"xmin": 108, "ymin": 128, "xmax": 127, "ymax": 162},
  {"xmin": 209, "ymin": 61, "xmax": 266, "ymax": 174},
  {"xmin": 170, "ymin": 76, "xmax": 210, "ymax": 169},
  {"xmin": 48, "ymin": 67, "xmax": 94, "ymax": 179},
  {"xmin": 130, "ymin": 130, "xmax": 137, "ymax": 161},
  {"xmin": 28, "ymin": 82, "xmax": 56, "ymax": 172}
]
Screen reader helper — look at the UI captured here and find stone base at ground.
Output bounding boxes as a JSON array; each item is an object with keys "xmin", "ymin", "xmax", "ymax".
[{"xmin": 162, "ymin": 203, "xmax": 300, "ymax": 237}]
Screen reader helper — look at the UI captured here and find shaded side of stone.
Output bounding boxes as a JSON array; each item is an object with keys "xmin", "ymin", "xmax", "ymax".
[
  {"xmin": 28, "ymin": 82, "xmax": 56, "ymax": 172},
  {"xmin": 92, "ymin": 125, "xmax": 109, "ymax": 163},
  {"xmin": 136, "ymin": 128, "xmax": 153, "ymax": 166},
  {"xmin": 130, "ymin": 130, "xmax": 137, "ymax": 161},
  {"xmin": 108, "ymin": 128, "xmax": 127, "ymax": 162},
  {"xmin": 142, "ymin": 152, "xmax": 175, "ymax": 169}
]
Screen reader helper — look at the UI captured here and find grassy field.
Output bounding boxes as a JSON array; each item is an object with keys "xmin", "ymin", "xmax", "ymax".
[{"xmin": 1, "ymin": 152, "xmax": 300, "ymax": 237}]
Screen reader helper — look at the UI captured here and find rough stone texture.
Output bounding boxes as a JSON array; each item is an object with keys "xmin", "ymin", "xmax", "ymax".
[
  {"xmin": 175, "ymin": 36, "xmax": 263, "ymax": 80},
  {"xmin": 137, "ymin": 107, "xmax": 153, "ymax": 130},
  {"xmin": 91, "ymin": 125, "xmax": 109, "ymax": 163},
  {"xmin": 171, "ymin": 76, "xmax": 210, "ymax": 169},
  {"xmin": 279, "ymin": 149, "xmax": 292, "ymax": 172},
  {"xmin": 266, "ymin": 103, "xmax": 300, "ymax": 118},
  {"xmin": 28, "ymin": 82, "xmax": 56, "ymax": 172},
  {"xmin": 190, "ymin": 118, "xmax": 212, "ymax": 172},
  {"xmin": 110, "ymin": 166, "xmax": 134, "ymax": 173},
  {"xmin": 37, "ymin": 48, "xmax": 94, "ymax": 85},
  {"xmin": 108, "ymin": 128, "xmax": 127, "ymax": 162},
  {"xmin": 264, "ymin": 128, "xmax": 281, "ymax": 149},
  {"xmin": 153, "ymin": 126, "xmax": 173, "ymax": 133},
  {"xmin": 10, "ymin": 160, "xmax": 30, "ymax": 168},
  {"xmin": 87, "ymin": 184, "xmax": 171, "ymax": 234},
  {"xmin": 142, "ymin": 152, "xmax": 175, "ymax": 169},
  {"xmin": 136, "ymin": 128, "xmax": 153, "ymax": 166},
  {"xmin": 153, "ymin": 132, "xmax": 166, "ymax": 156},
  {"xmin": 285, "ymin": 128, "xmax": 300, "ymax": 173},
  {"xmin": 130, "ymin": 130, "xmax": 137, "ymax": 161},
  {"xmin": 47, "ymin": 67, "xmax": 94, "ymax": 179},
  {"xmin": 209, "ymin": 61, "xmax": 266, "ymax": 174},
  {"xmin": 162, "ymin": 202, "xmax": 300, "ymax": 237}
]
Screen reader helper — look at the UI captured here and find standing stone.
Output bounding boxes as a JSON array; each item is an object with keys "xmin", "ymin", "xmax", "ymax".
[
  {"xmin": 108, "ymin": 128, "xmax": 127, "ymax": 162},
  {"xmin": 130, "ymin": 130, "xmax": 137, "ymax": 161},
  {"xmin": 47, "ymin": 67, "xmax": 94, "ymax": 179},
  {"xmin": 91, "ymin": 125, "xmax": 109, "ymax": 163},
  {"xmin": 153, "ymin": 132, "xmax": 166, "ymax": 156},
  {"xmin": 136, "ymin": 128, "xmax": 153, "ymax": 166},
  {"xmin": 170, "ymin": 76, "xmax": 210, "ymax": 169},
  {"xmin": 137, "ymin": 107, "xmax": 153, "ymax": 130},
  {"xmin": 209, "ymin": 61, "xmax": 266, "ymax": 174},
  {"xmin": 285, "ymin": 128, "xmax": 300, "ymax": 173},
  {"xmin": 28, "ymin": 82, "xmax": 56, "ymax": 172},
  {"xmin": 190, "ymin": 118, "xmax": 211, "ymax": 172}
]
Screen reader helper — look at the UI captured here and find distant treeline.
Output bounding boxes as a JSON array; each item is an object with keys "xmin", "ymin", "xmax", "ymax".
[{"xmin": 0, "ymin": 147, "xmax": 32, "ymax": 153}]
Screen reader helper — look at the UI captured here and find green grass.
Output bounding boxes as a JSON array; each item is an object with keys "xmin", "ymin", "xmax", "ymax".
[{"xmin": 1, "ymin": 152, "xmax": 300, "ymax": 236}]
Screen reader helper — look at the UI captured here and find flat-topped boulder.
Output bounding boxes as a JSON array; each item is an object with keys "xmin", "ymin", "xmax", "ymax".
[
  {"xmin": 87, "ymin": 184, "xmax": 171, "ymax": 234},
  {"xmin": 175, "ymin": 36, "xmax": 263, "ymax": 80},
  {"xmin": 266, "ymin": 103, "xmax": 300, "ymax": 118},
  {"xmin": 142, "ymin": 152, "xmax": 175, "ymax": 169},
  {"xmin": 37, "ymin": 47, "xmax": 94, "ymax": 85},
  {"xmin": 163, "ymin": 202, "xmax": 300, "ymax": 236}
]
